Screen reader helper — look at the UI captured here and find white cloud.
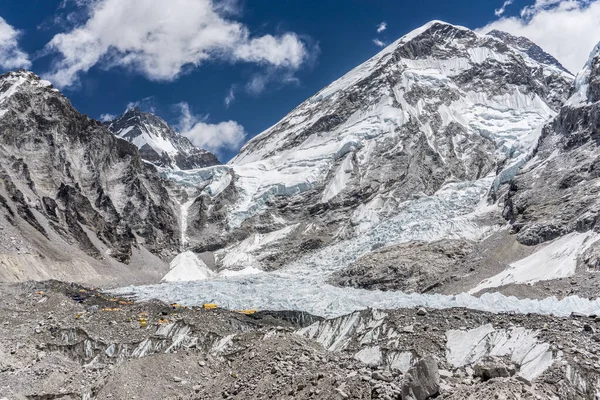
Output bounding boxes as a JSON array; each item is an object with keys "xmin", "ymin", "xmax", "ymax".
[
  {"xmin": 373, "ymin": 39, "xmax": 386, "ymax": 48},
  {"xmin": 246, "ymin": 74, "xmax": 269, "ymax": 95},
  {"xmin": 175, "ymin": 102, "xmax": 246, "ymax": 154},
  {"xmin": 99, "ymin": 113, "xmax": 115, "ymax": 122},
  {"xmin": 479, "ymin": 0, "xmax": 600, "ymax": 73},
  {"xmin": 44, "ymin": 0, "xmax": 310, "ymax": 88},
  {"xmin": 126, "ymin": 97, "xmax": 156, "ymax": 113},
  {"xmin": 0, "ymin": 17, "xmax": 31, "ymax": 70},
  {"xmin": 495, "ymin": 0, "xmax": 514, "ymax": 16},
  {"xmin": 244, "ymin": 68, "xmax": 300, "ymax": 95},
  {"xmin": 224, "ymin": 86, "xmax": 236, "ymax": 107},
  {"xmin": 376, "ymin": 22, "xmax": 387, "ymax": 33},
  {"xmin": 520, "ymin": 0, "xmax": 566, "ymax": 17}
]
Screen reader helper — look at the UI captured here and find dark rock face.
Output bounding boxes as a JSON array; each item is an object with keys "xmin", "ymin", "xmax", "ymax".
[
  {"xmin": 0, "ymin": 71, "xmax": 179, "ymax": 263},
  {"xmin": 106, "ymin": 108, "xmax": 220, "ymax": 170},
  {"xmin": 500, "ymin": 46, "xmax": 600, "ymax": 245},
  {"xmin": 473, "ymin": 357, "xmax": 517, "ymax": 381}
]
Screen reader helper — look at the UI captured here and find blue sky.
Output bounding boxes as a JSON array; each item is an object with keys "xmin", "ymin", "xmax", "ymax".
[{"xmin": 1, "ymin": 0, "xmax": 599, "ymax": 161}]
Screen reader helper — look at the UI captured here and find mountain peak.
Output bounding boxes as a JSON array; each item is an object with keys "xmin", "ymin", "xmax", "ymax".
[
  {"xmin": 396, "ymin": 20, "xmax": 473, "ymax": 48},
  {"xmin": 123, "ymin": 106, "xmax": 144, "ymax": 117},
  {"xmin": 106, "ymin": 109, "xmax": 220, "ymax": 170},
  {"xmin": 0, "ymin": 70, "xmax": 56, "ymax": 99}
]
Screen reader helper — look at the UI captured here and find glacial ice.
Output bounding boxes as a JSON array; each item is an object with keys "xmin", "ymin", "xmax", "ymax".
[
  {"xmin": 567, "ymin": 40, "xmax": 600, "ymax": 105},
  {"xmin": 114, "ymin": 176, "xmax": 600, "ymax": 318},
  {"xmin": 446, "ymin": 324, "xmax": 558, "ymax": 381}
]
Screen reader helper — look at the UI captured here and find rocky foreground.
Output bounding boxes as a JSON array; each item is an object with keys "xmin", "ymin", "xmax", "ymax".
[{"xmin": 1, "ymin": 281, "xmax": 599, "ymax": 399}]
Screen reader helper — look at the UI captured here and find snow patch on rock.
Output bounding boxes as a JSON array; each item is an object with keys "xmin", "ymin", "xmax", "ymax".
[
  {"xmin": 162, "ymin": 252, "xmax": 214, "ymax": 282},
  {"xmin": 469, "ymin": 232, "xmax": 600, "ymax": 294}
]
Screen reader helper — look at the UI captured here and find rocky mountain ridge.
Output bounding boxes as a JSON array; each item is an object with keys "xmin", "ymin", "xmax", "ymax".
[
  {"xmin": 0, "ymin": 70, "xmax": 181, "ymax": 285},
  {"xmin": 106, "ymin": 108, "xmax": 220, "ymax": 170}
]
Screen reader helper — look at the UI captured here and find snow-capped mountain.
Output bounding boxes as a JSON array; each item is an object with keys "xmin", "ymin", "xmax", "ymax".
[
  {"xmin": 3, "ymin": 21, "xmax": 600, "ymax": 305},
  {"xmin": 107, "ymin": 108, "xmax": 220, "ymax": 170},
  {"xmin": 176, "ymin": 21, "xmax": 573, "ymax": 273},
  {"xmin": 0, "ymin": 71, "xmax": 180, "ymax": 284}
]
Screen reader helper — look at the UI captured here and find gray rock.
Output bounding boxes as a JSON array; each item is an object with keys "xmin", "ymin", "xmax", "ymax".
[
  {"xmin": 0, "ymin": 70, "xmax": 180, "ymax": 274},
  {"xmin": 330, "ymin": 240, "xmax": 474, "ymax": 293},
  {"xmin": 372, "ymin": 371, "xmax": 393, "ymax": 382},
  {"xmin": 473, "ymin": 358, "xmax": 516, "ymax": 381},
  {"xmin": 401, "ymin": 356, "xmax": 440, "ymax": 400}
]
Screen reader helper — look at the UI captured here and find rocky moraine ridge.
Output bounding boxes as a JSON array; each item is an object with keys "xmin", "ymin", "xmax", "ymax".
[{"xmin": 1, "ymin": 282, "xmax": 600, "ymax": 399}]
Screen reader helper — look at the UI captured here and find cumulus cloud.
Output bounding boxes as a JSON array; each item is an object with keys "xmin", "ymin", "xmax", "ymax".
[
  {"xmin": 43, "ymin": 0, "xmax": 310, "ymax": 88},
  {"xmin": 175, "ymin": 102, "xmax": 246, "ymax": 154},
  {"xmin": 376, "ymin": 22, "xmax": 387, "ymax": 33},
  {"xmin": 373, "ymin": 39, "xmax": 386, "ymax": 48},
  {"xmin": 480, "ymin": 0, "xmax": 600, "ymax": 73},
  {"xmin": 495, "ymin": 0, "xmax": 514, "ymax": 16},
  {"xmin": 0, "ymin": 17, "xmax": 31, "ymax": 70}
]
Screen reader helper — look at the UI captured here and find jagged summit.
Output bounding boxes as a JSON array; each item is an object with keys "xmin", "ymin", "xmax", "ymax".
[
  {"xmin": 233, "ymin": 20, "xmax": 571, "ymax": 165},
  {"xmin": 397, "ymin": 20, "xmax": 471, "ymax": 43},
  {"xmin": 486, "ymin": 30, "xmax": 570, "ymax": 74},
  {"xmin": 107, "ymin": 108, "xmax": 220, "ymax": 170},
  {"xmin": 0, "ymin": 70, "xmax": 58, "ymax": 110}
]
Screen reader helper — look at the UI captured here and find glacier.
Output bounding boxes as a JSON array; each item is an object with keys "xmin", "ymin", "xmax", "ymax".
[{"xmin": 112, "ymin": 174, "xmax": 600, "ymax": 318}]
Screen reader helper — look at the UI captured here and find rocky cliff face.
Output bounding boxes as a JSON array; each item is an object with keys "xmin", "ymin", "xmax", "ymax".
[
  {"xmin": 0, "ymin": 71, "xmax": 179, "ymax": 283},
  {"xmin": 107, "ymin": 108, "xmax": 220, "ymax": 170},
  {"xmin": 176, "ymin": 22, "xmax": 573, "ymax": 272},
  {"xmin": 486, "ymin": 30, "xmax": 570, "ymax": 74},
  {"xmin": 501, "ymin": 42, "xmax": 600, "ymax": 247}
]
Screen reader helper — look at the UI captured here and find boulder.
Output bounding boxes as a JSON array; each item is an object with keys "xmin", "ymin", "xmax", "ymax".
[
  {"xmin": 401, "ymin": 356, "xmax": 440, "ymax": 400},
  {"xmin": 473, "ymin": 357, "xmax": 516, "ymax": 381}
]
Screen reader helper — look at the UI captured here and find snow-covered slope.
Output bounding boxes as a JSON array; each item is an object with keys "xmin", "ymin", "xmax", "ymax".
[
  {"xmin": 107, "ymin": 108, "xmax": 220, "ymax": 170},
  {"xmin": 176, "ymin": 22, "xmax": 573, "ymax": 272}
]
